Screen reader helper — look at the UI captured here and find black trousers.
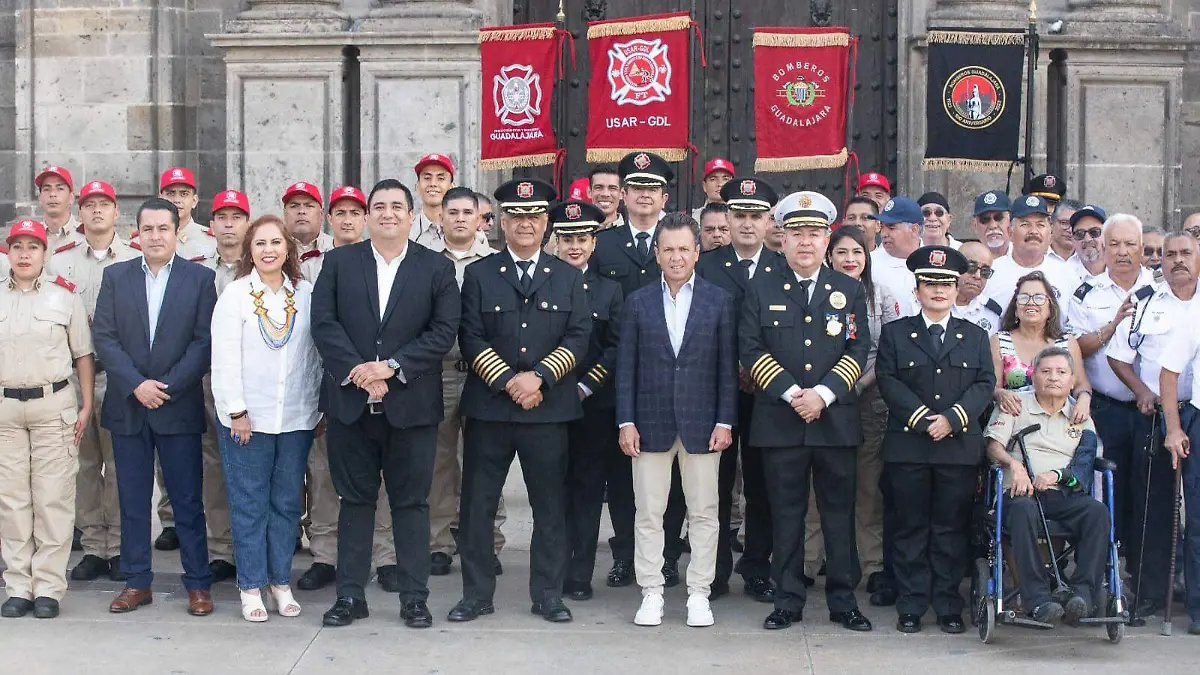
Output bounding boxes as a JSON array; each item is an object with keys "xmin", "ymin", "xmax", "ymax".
[
  {"xmin": 716, "ymin": 392, "xmax": 772, "ymax": 583},
  {"xmin": 327, "ymin": 415, "xmax": 437, "ymax": 603},
  {"xmin": 1091, "ymin": 394, "xmax": 1140, "ymax": 547},
  {"xmin": 1005, "ymin": 490, "xmax": 1109, "ymax": 610},
  {"xmin": 887, "ymin": 462, "xmax": 976, "ymax": 617},
  {"xmin": 764, "ymin": 445, "xmax": 861, "ymax": 613},
  {"xmin": 1126, "ymin": 411, "xmax": 1176, "ymax": 605},
  {"xmin": 462, "ymin": 419, "xmax": 569, "ymax": 604},
  {"xmin": 566, "ymin": 405, "xmax": 627, "ymax": 583},
  {"xmin": 604, "ymin": 433, "xmax": 636, "ymax": 564}
]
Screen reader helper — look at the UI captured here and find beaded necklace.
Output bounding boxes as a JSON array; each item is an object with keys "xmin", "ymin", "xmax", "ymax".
[{"xmin": 251, "ymin": 285, "xmax": 298, "ymax": 350}]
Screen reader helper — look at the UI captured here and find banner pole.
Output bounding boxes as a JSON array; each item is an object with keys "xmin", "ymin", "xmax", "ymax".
[
  {"xmin": 556, "ymin": 0, "xmax": 568, "ymax": 192},
  {"xmin": 1022, "ymin": 0, "xmax": 1038, "ymax": 192}
]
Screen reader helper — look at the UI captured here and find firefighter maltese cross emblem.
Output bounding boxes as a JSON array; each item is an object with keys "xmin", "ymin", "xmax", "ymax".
[
  {"xmin": 492, "ymin": 64, "xmax": 543, "ymax": 127},
  {"xmin": 606, "ymin": 38, "xmax": 673, "ymax": 106}
]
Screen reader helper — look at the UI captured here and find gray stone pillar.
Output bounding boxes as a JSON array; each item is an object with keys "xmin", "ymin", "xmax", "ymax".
[
  {"xmin": 361, "ymin": 0, "xmax": 483, "ymax": 32},
  {"xmin": 226, "ymin": 0, "xmax": 348, "ymax": 34},
  {"xmin": 1064, "ymin": 1, "xmax": 1172, "ymax": 35},
  {"xmin": 929, "ymin": 0, "xmax": 1031, "ymax": 27}
]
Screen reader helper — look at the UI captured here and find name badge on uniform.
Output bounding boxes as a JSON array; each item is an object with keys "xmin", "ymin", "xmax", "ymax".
[
  {"xmin": 825, "ymin": 312, "xmax": 843, "ymax": 337},
  {"xmin": 769, "ymin": 304, "xmax": 787, "ymax": 311},
  {"xmin": 829, "ymin": 291, "xmax": 847, "ymax": 310}
]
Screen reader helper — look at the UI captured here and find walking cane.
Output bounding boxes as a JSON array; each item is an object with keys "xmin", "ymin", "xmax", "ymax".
[
  {"xmin": 1013, "ymin": 424, "xmax": 1072, "ymax": 597},
  {"xmin": 1130, "ymin": 407, "xmax": 1160, "ymax": 627},
  {"xmin": 1161, "ymin": 462, "xmax": 1184, "ymax": 636}
]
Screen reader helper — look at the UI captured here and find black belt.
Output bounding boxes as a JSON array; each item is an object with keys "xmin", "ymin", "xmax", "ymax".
[
  {"xmin": 1092, "ymin": 391, "xmax": 1136, "ymax": 409},
  {"xmin": 2, "ymin": 380, "xmax": 69, "ymax": 402},
  {"xmin": 366, "ymin": 401, "xmax": 386, "ymax": 416}
]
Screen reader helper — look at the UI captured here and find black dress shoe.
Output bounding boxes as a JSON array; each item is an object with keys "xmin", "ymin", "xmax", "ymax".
[
  {"xmin": 763, "ymin": 608, "xmax": 802, "ymax": 629},
  {"xmin": 493, "ymin": 554, "xmax": 504, "ymax": 576},
  {"xmin": 818, "ymin": 562, "xmax": 826, "ymax": 576},
  {"xmin": 744, "ymin": 576, "xmax": 776, "ymax": 603},
  {"xmin": 897, "ymin": 613, "xmax": 922, "ymax": 633},
  {"xmin": 430, "ymin": 552, "xmax": 453, "ymax": 576},
  {"xmin": 830, "ymin": 609, "xmax": 873, "ymax": 632},
  {"xmin": 447, "ymin": 598, "xmax": 494, "ymax": 622},
  {"xmin": 710, "ymin": 580, "xmax": 730, "ymax": 600},
  {"xmin": 866, "ymin": 571, "xmax": 885, "ymax": 593},
  {"xmin": 107, "ymin": 556, "xmax": 126, "ymax": 582},
  {"xmin": 400, "ymin": 600, "xmax": 433, "ymax": 628},
  {"xmin": 208, "ymin": 559, "xmax": 236, "ymax": 583},
  {"xmin": 730, "ymin": 528, "xmax": 744, "ymax": 553},
  {"xmin": 870, "ymin": 586, "xmax": 898, "ymax": 607},
  {"xmin": 154, "ymin": 527, "xmax": 180, "ymax": 551},
  {"xmin": 297, "ymin": 562, "xmax": 336, "ymax": 590},
  {"xmin": 1, "ymin": 597, "xmax": 34, "ymax": 618},
  {"xmin": 1134, "ymin": 598, "xmax": 1164, "ymax": 619},
  {"xmin": 662, "ymin": 559, "xmax": 680, "ymax": 588},
  {"xmin": 937, "ymin": 614, "xmax": 965, "ymax": 634},
  {"xmin": 607, "ymin": 560, "xmax": 634, "ymax": 587},
  {"xmin": 72, "ymin": 528, "xmax": 83, "ymax": 552},
  {"xmin": 802, "ymin": 574, "xmax": 816, "ymax": 588},
  {"xmin": 565, "ymin": 581, "xmax": 593, "ymax": 601},
  {"xmin": 376, "ymin": 565, "xmax": 401, "ymax": 593},
  {"xmin": 70, "ymin": 554, "xmax": 109, "ymax": 581},
  {"xmin": 530, "ymin": 597, "xmax": 572, "ymax": 622},
  {"xmin": 322, "ymin": 597, "xmax": 370, "ymax": 626},
  {"xmin": 32, "ymin": 597, "xmax": 59, "ymax": 619}
]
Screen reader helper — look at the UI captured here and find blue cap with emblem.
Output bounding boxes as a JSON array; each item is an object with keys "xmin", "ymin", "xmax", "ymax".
[
  {"xmin": 1068, "ymin": 204, "xmax": 1107, "ymax": 229},
  {"xmin": 1011, "ymin": 194, "xmax": 1051, "ymax": 219},
  {"xmin": 868, "ymin": 196, "xmax": 921, "ymax": 225},
  {"xmin": 973, "ymin": 190, "xmax": 1010, "ymax": 216}
]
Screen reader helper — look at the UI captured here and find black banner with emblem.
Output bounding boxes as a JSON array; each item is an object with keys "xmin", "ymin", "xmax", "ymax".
[{"xmin": 923, "ymin": 29, "xmax": 1026, "ymax": 172}]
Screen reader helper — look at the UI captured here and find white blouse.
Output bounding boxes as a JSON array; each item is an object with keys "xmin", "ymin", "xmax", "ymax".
[{"xmin": 210, "ymin": 270, "xmax": 322, "ymax": 434}]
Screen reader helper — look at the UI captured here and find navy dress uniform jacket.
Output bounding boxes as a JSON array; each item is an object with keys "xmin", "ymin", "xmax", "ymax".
[
  {"xmin": 696, "ymin": 244, "xmax": 786, "ymax": 309},
  {"xmin": 592, "ymin": 225, "xmax": 660, "ymax": 298},
  {"xmin": 459, "ymin": 251, "xmax": 592, "ymax": 423},
  {"xmin": 739, "ymin": 265, "xmax": 871, "ymax": 448},
  {"xmin": 577, "ymin": 267, "xmax": 624, "ymax": 410},
  {"xmin": 876, "ymin": 315, "xmax": 996, "ymax": 465}
]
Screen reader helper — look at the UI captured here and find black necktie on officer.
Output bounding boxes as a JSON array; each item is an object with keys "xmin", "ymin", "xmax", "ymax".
[
  {"xmin": 797, "ymin": 279, "xmax": 812, "ymax": 312},
  {"xmin": 636, "ymin": 231, "xmax": 651, "ymax": 261},
  {"xmin": 928, "ymin": 323, "xmax": 944, "ymax": 355},
  {"xmin": 739, "ymin": 258, "xmax": 753, "ymax": 281},
  {"xmin": 516, "ymin": 260, "xmax": 533, "ymax": 294}
]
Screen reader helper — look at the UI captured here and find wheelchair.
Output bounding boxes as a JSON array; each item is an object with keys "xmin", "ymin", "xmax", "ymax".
[{"xmin": 970, "ymin": 425, "xmax": 1130, "ymax": 644}]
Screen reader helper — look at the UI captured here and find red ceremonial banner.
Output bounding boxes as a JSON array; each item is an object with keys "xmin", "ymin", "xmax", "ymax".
[
  {"xmin": 753, "ymin": 27, "xmax": 856, "ymax": 171},
  {"xmin": 585, "ymin": 12, "xmax": 693, "ymax": 163},
  {"xmin": 479, "ymin": 23, "xmax": 561, "ymax": 169}
]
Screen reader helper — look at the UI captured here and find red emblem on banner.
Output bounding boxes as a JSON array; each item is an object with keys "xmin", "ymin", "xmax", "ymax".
[
  {"xmin": 479, "ymin": 23, "xmax": 562, "ymax": 169},
  {"xmin": 517, "ymin": 182, "xmax": 535, "ymax": 199},
  {"xmin": 606, "ymin": 39, "xmax": 672, "ymax": 106},
  {"xmin": 930, "ymin": 250, "xmax": 947, "ymax": 267},
  {"xmin": 565, "ymin": 203, "xmax": 582, "ymax": 220}
]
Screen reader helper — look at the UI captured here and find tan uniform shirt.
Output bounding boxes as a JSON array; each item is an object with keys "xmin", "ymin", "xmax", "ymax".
[
  {"xmin": 427, "ymin": 237, "xmax": 497, "ymax": 362},
  {"xmin": 0, "ymin": 276, "xmax": 93, "ymax": 387},
  {"xmin": 48, "ymin": 234, "xmax": 140, "ymax": 319},
  {"xmin": 984, "ymin": 390, "xmax": 1095, "ymax": 490},
  {"xmin": 128, "ymin": 219, "xmax": 216, "ymax": 263},
  {"xmin": 201, "ymin": 254, "xmax": 241, "ymax": 297},
  {"xmin": 297, "ymin": 233, "xmax": 337, "ymax": 283}
]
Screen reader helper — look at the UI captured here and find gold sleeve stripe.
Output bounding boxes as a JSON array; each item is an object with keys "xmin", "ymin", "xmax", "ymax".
[
  {"xmin": 552, "ymin": 347, "xmax": 577, "ymax": 370},
  {"xmin": 952, "ymin": 404, "xmax": 969, "ymax": 428},
  {"xmin": 750, "ymin": 354, "xmax": 780, "ymax": 383},
  {"xmin": 831, "ymin": 361, "xmax": 858, "ymax": 382},
  {"xmin": 836, "ymin": 356, "xmax": 862, "ymax": 379},
  {"xmin": 480, "ymin": 360, "xmax": 511, "ymax": 386},
  {"xmin": 472, "ymin": 348, "xmax": 496, "ymax": 371},
  {"xmin": 592, "ymin": 364, "xmax": 608, "ymax": 377},
  {"xmin": 750, "ymin": 353, "xmax": 772, "ymax": 375},
  {"xmin": 908, "ymin": 405, "xmax": 930, "ymax": 428},
  {"xmin": 758, "ymin": 364, "xmax": 785, "ymax": 389},
  {"xmin": 474, "ymin": 351, "xmax": 506, "ymax": 378},
  {"xmin": 542, "ymin": 352, "xmax": 571, "ymax": 379},
  {"xmin": 587, "ymin": 366, "xmax": 607, "ymax": 383},
  {"xmin": 831, "ymin": 364, "xmax": 857, "ymax": 390}
]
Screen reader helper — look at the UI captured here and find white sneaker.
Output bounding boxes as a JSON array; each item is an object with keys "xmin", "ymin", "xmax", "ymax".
[
  {"xmin": 633, "ymin": 593, "xmax": 665, "ymax": 626},
  {"xmin": 686, "ymin": 594, "xmax": 714, "ymax": 627}
]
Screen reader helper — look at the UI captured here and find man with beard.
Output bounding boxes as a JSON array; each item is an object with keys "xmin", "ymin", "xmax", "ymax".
[
  {"xmin": 856, "ymin": 172, "xmax": 891, "ymax": 211},
  {"xmin": 972, "ymin": 190, "xmax": 1012, "ymax": 259},
  {"xmin": 1068, "ymin": 205, "xmax": 1108, "ymax": 281},
  {"xmin": 692, "ymin": 158, "xmax": 735, "ymax": 221},
  {"xmin": 868, "ymin": 197, "xmax": 924, "ymax": 316},
  {"xmin": 587, "ymin": 165, "xmax": 624, "ymax": 229},
  {"xmin": 1109, "ymin": 231, "xmax": 1197, "ymax": 620},
  {"xmin": 983, "ymin": 196, "xmax": 1081, "ymax": 316},
  {"xmin": 917, "ymin": 192, "xmax": 959, "ymax": 249},
  {"xmin": 950, "ymin": 241, "xmax": 1002, "ymax": 336},
  {"xmin": 699, "ymin": 203, "xmax": 732, "ymax": 252},
  {"xmin": 840, "ymin": 197, "xmax": 881, "ymax": 252}
]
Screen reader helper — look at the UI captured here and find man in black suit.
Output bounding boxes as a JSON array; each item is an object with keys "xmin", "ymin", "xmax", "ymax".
[
  {"xmin": 876, "ymin": 245, "xmax": 996, "ymax": 634},
  {"xmin": 739, "ymin": 190, "xmax": 873, "ymax": 632},
  {"xmin": 449, "ymin": 179, "xmax": 592, "ymax": 623},
  {"xmin": 92, "ymin": 198, "xmax": 218, "ymax": 617},
  {"xmin": 695, "ymin": 177, "xmax": 784, "ymax": 602},
  {"xmin": 310, "ymin": 178, "xmax": 461, "ymax": 628},
  {"xmin": 549, "ymin": 200, "xmax": 626, "ymax": 602}
]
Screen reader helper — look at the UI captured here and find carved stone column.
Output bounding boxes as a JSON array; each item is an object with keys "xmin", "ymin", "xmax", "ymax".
[
  {"xmin": 361, "ymin": 0, "xmax": 484, "ymax": 32},
  {"xmin": 929, "ymin": 0, "xmax": 1031, "ymax": 28},
  {"xmin": 1065, "ymin": 0, "xmax": 1172, "ymax": 36},
  {"xmin": 226, "ymin": 0, "xmax": 348, "ymax": 34}
]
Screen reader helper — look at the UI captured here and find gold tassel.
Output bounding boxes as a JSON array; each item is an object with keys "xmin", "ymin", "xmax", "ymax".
[
  {"xmin": 927, "ymin": 30, "xmax": 1025, "ymax": 46},
  {"xmin": 479, "ymin": 26, "xmax": 557, "ymax": 43},
  {"xmin": 752, "ymin": 31, "xmax": 849, "ymax": 49},
  {"xmin": 587, "ymin": 14, "xmax": 692, "ymax": 39},
  {"xmin": 754, "ymin": 148, "xmax": 848, "ymax": 173},
  {"xmin": 480, "ymin": 152, "xmax": 558, "ymax": 170},
  {"xmin": 586, "ymin": 147, "xmax": 687, "ymax": 163},
  {"xmin": 921, "ymin": 157, "xmax": 1014, "ymax": 173}
]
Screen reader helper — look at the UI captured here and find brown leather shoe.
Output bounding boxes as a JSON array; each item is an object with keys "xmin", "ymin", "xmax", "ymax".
[
  {"xmin": 109, "ymin": 588, "xmax": 153, "ymax": 613},
  {"xmin": 187, "ymin": 589, "xmax": 213, "ymax": 616}
]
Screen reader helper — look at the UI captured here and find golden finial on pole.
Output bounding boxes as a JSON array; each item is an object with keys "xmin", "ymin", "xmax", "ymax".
[
  {"xmin": 557, "ymin": 0, "xmax": 566, "ymax": 24},
  {"xmin": 1029, "ymin": 0, "xmax": 1037, "ymax": 22}
]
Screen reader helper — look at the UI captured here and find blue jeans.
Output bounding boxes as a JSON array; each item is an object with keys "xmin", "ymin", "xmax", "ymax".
[{"xmin": 217, "ymin": 423, "xmax": 313, "ymax": 590}]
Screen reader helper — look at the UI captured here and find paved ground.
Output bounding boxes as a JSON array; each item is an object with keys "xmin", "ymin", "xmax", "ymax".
[{"xmin": 1, "ymin": 464, "xmax": 1196, "ymax": 674}]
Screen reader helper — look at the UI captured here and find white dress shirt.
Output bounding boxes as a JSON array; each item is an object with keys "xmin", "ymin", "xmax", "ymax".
[
  {"xmin": 736, "ymin": 246, "xmax": 764, "ymax": 279},
  {"xmin": 984, "ymin": 253, "xmax": 1082, "ymax": 326},
  {"xmin": 922, "ymin": 312, "xmax": 951, "ymax": 341},
  {"xmin": 781, "ymin": 270, "xmax": 838, "ymax": 407},
  {"xmin": 1066, "ymin": 267, "xmax": 1154, "ymax": 400},
  {"xmin": 1108, "ymin": 279, "xmax": 1197, "ymax": 399},
  {"xmin": 508, "ymin": 247, "xmax": 541, "ymax": 283},
  {"xmin": 141, "ymin": 256, "xmax": 173, "ymax": 346},
  {"xmin": 629, "ymin": 222, "xmax": 656, "ymax": 251},
  {"xmin": 210, "ymin": 270, "xmax": 322, "ymax": 434},
  {"xmin": 373, "ymin": 243, "xmax": 409, "ymax": 320},
  {"xmin": 870, "ymin": 247, "xmax": 919, "ymax": 317}
]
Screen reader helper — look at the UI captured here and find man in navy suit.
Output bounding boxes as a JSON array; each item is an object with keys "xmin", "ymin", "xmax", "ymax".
[
  {"xmin": 616, "ymin": 212, "xmax": 737, "ymax": 628},
  {"xmin": 92, "ymin": 198, "xmax": 218, "ymax": 616}
]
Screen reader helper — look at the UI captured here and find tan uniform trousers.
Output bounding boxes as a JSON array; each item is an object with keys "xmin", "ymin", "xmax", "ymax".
[
  {"xmin": 804, "ymin": 384, "xmax": 888, "ymax": 577},
  {"xmin": 73, "ymin": 370, "xmax": 120, "ymax": 558},
  {"xmin": 304, "ymin": 432, "xmax": 396, "ymax": 567},
  {"xmin": 0, "ymin": 386, "xmax": 79, "ymax": 601},
  {"xmin": 429, "ymin": 362, "xmax": 505, "ymax": 555}
]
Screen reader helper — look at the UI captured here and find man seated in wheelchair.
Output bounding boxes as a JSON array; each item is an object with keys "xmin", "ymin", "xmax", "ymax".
[{"xmin": 984, "ymin": 346, "xmax": 1108, "ymax": 625}]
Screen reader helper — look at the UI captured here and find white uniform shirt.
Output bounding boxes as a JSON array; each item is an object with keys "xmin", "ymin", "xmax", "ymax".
[
  {"xmin": 1066, "ymin": 267, "xmax": 1155, "ymax": 401},
  {"xmin": 951, "ymin": 294, "xmax": 1004, "ymax": 336},
  {"xmin": 870, "ymin": 247, "xmax": 919, "ymax": 317},
  {"xmin": 1155, "ymin": 299, "xmax": 1200, "ymax": 411},
  {"xmin": 1107, "ymin": 280, "xmax": 1197, "ymax": 399},
  {"xmin": 984, "ymin": 253, "xmax": 1081, "ymax": 324}
]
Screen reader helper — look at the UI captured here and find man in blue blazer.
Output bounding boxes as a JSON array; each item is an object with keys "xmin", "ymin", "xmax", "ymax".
[
  {"xmin": 92, "ymin": 198, "xmax": 218, "ymax": 616},
  {"xmin": 616, "ymin": 213, "xmax": 737, "ymax": 629}
]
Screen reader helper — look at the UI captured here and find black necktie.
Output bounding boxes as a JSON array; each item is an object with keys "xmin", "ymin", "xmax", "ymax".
[
  {"xmin": 739, "ymin": 258, "xmax": 753, "ymax": 281},
  {"xmin": 636, "ymin": 231, "xmax": 651, "ymax": 261},
  {"xmin": 928, "ymin": 323, "xmax": 944, "ymax": 355},
  {"xmin": 516, "ymin": 260, "xmax": 533, "ymax": 294},
  {"xmin": 797, "ymin": 279, "xmax": 812, "ymax": 312}
]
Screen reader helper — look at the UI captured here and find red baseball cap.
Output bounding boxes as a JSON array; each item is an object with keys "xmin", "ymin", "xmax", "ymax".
[
  {"xmin": 6, "ymin": 219, "xmax": 48, "ymax": 247},
  {"xmin": 282, "ymin": 181, "xmax": 323, "ymax": 207},
  {"xmin": 35, "ymin": 166, "xmax": 74, "ymax": 192},
  {"xmin": 328, "ymin": 185, "xmax": 367, "ymax": 212},
  {"xmin": 160, "ymin": 167, "xmax": 196, "ymax": 191},
  {"xmin": 567, "ymin": 178, "xmax": 591, "ymax": 203},
  {"xmin": 78, "ymin": 180, "xmax": 117, "ymax": 205},
  {"xmin": 857, "ymin": 172, "xmax": 891, "ymax": 193},
  {"xmin": 414, "ymin": 153, "xmax": 455, "ymax": 179},
  {"xmin": 212, "ymin": 189, "xmax": 251, "ymax": 216},
  {"xmin": 703, "ymin": 158, "xmax": 735, "ymax": 179}
]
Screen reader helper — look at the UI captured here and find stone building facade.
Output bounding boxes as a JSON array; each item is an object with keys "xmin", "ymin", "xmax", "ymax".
[{"xmin": 0, "ymin": 0, "xmax": 1197, "ymax": 230}]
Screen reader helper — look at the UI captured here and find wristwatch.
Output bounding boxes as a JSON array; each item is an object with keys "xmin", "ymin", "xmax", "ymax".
[{"xmin": 386, "ymin": 358, "xmax": 401, "ymax": 372}]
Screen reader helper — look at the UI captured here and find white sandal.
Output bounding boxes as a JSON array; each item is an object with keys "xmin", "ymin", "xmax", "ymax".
[
  {"xmin": 269, "ymin": 585, "xmax": 301, "ymax": 617},
  {"xmin": 240, "ymin": 590, "xmax": 268, "ymax": 622}
]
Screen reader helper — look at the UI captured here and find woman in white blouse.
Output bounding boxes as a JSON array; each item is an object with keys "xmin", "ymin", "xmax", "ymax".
[{"xmin": 211, "ymin": 215, "xmax": 321, "ymax": 622}]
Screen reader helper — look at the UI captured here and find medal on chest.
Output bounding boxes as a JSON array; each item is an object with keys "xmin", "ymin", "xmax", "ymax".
[{"xmin": 825, "ymin": 313, "xmax": 843, "ymax": 337}]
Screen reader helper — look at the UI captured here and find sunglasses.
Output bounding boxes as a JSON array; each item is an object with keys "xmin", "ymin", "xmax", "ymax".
[
  {"xmin": 1016, "ymin": 293, "xmax": 1049, "ymax": 306},
  {"xmin": 976, "ymin": 212, "xmax": 1006, "ymax": 225},
  {"xmin": 922, "ymin": 207, "xmax": 946, "ymax": 218},
  {"xmin": 481, "ymin": 213, "xmax": 494, "ymax": 222},
  {"xmin": 965, "ymin": 261, "xmax": 994, "ymax": 279},
  {"xmin": 1072, "ymin": 227, "xmax": 1103, "ymax": 241},
  {"xmin": 1186, "ymin": 226, "xmax": 1200, "ymax": 239},
  {"xmin": 1144, "ymin": 246, "xmax": 1163, "ymax": 258}
]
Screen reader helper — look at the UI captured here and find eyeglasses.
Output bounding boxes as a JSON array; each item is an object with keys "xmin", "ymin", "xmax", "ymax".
[
  {"xmin": 977, "ymin": 212, "xmax": 1006, "ymax": 225},
  {"xmin": 1072, "ymin": 227, "xmax": 1103, "ymax": 241},
  {"xmin": 1016, "ymin": 292, "xmax": 1049, "ymax": 306},
  {"xmin": 922, "ymin": 207, "xmax": 946, "ymax": 218},
  {"xmin": 481, "ymin": 213, "xmax": 494, "ymax": 222},
  {"xmin": 1144, "ymin": 246, "xmax": 1163, "ymax": 258},
  {"xmin": 1186, "ymin": 226, "xmax": 1200, "ymax": 239},
  {"xmin": 965, "ymin": 261, "xmax": 994, "ymax": 279}
]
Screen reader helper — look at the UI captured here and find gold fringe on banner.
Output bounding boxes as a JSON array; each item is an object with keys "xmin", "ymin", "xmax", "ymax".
[
  {"xmin": 922, "ymin": 157, "xmax": 1014, "ymax": 173},
  {"xmin": 587, "ymin": 14, "xmax": 691, "ymax": 39},
  {"xmin": 754, "ymin": 148, "xmax": 848, "ymax": 173},
  {"xmin": 927, "ymin": 30, "xmax": 1025, "ymax": 46},
  {"xmin": 479, "ymin": 25, "xmax": 557, "ymax": 42},
  {"xmin": 586, "ymin": 147, "xmax": 687, "ymax": 163},
  {"xmin": 480, "ymin": 153, "xmax": 557, "ymax": 170},
  {"xmin": 752, "ymin": 31, "xmax": 849, "ymax": 49}
]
